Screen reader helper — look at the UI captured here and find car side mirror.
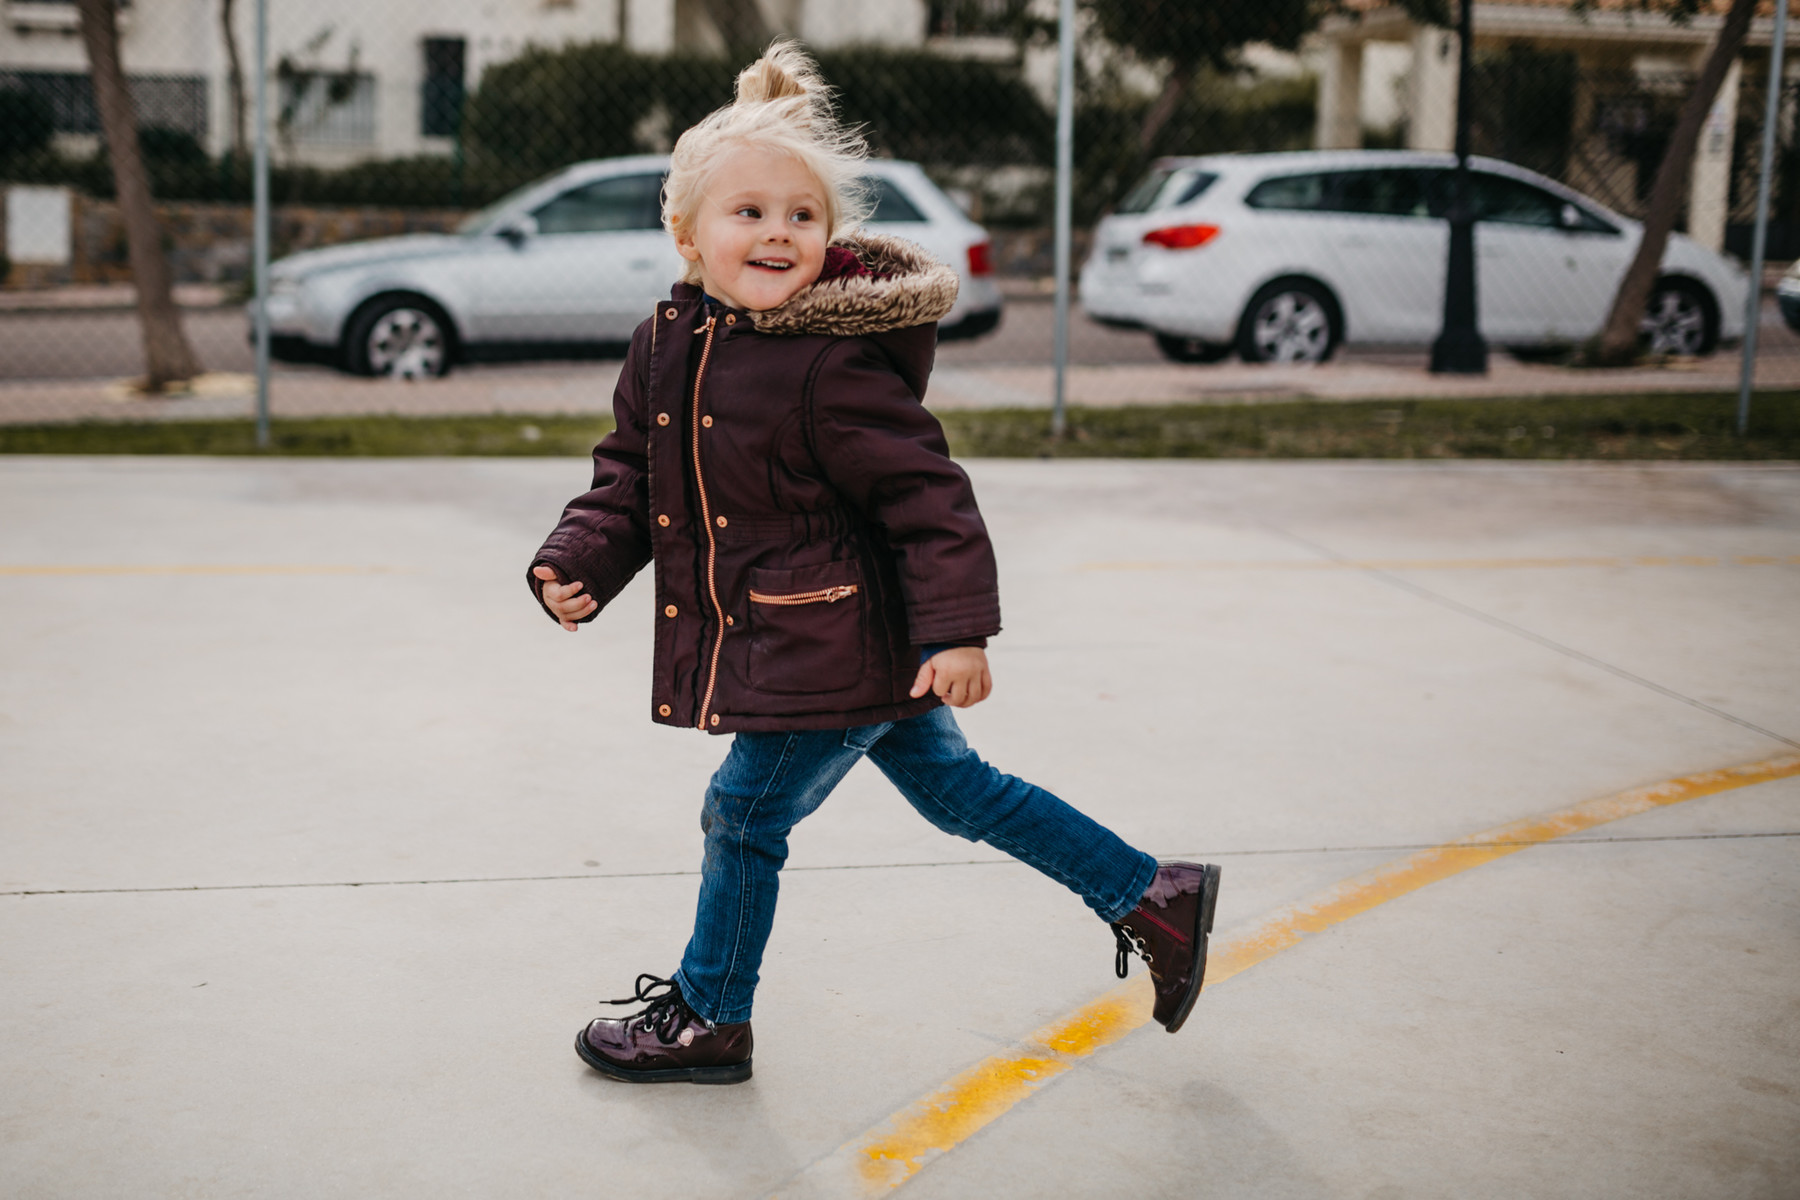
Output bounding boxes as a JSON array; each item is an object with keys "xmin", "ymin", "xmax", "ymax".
[
  {"xmin": 497, "ymin": 215, "xmax": 537, "ymax": 246},
  {"xmin": 1558, "ymin": 203, "xmax": 1584, "ymax": 231}
]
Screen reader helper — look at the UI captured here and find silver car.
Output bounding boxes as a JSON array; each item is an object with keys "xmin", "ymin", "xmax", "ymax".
[
  {"xmin": 257, "ymin": 156, "xmax": 1002, "ymax": 377},
  {"xmin": 1082, "ymin": 150, "xmax": 1748, "ymax": 363}
]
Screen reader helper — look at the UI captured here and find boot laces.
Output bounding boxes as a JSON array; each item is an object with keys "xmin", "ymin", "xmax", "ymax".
[
  {"xmin": 1112, "ymin": 921, "xmax": 1152, "ymax": 979},
  {"xmin": 603, "ymin": 973, "xmax": 695, "ymax": 1045}
]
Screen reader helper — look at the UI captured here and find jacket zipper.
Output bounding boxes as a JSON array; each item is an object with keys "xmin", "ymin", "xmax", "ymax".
[
  {"xmin": 691, "ymin": 315, "xmax": 727, "ymax": 730},
  {"xmin": 748, "ymin": 585, "xmax": 860, "ymax": 606}
]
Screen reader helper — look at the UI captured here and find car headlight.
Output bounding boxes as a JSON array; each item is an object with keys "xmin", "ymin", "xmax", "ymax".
[{"xmin": 268, "ymin": 276, "xmax": 302, "ymax": 298}]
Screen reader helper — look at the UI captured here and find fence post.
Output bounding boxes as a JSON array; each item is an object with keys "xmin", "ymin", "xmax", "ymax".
[
  {"xmin": 252, "ymin": 0, "xmax": 271, "ymax": 448},
  {"xmin": 1739, "ymin": 0, "xmax": 1789, "ymax": 436},
  {"xmin": 1051, "ymin": 0, "xmax": 1075, "ymax": 440}
]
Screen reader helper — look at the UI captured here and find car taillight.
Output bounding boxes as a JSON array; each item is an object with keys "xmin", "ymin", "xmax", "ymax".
[
  {"xmin": 967, "ymin": 241, "xmax": 993, "ymax": 276},
  {"xmin": 1142, "ymin": 224, "xmax": 1220, "ymax": 250}
]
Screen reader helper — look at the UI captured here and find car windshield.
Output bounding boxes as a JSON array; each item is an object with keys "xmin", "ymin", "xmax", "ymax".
[
  {"xmin": 456, "ymin": 174, "xmax": 565, "ymax": 235},
  {"xmin": 1116, "ymin": 168, "xmax": 1175, "ymax": 214},
  {"xmin": 1116, "ymin": 167, "xmax": 1216, "ymax": 214}
]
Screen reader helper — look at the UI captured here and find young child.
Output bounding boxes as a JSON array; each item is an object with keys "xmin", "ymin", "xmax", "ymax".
[{"xmin": 529, "ymin": 41, "xmax": 1220, "ymax": 1085}]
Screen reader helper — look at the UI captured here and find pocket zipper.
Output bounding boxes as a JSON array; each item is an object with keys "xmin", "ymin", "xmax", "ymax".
[{"xmin": 748, "ymin": 585, "xmax": 859, "ymax": 606}]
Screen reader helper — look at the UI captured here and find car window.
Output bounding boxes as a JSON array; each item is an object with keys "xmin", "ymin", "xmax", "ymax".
[
  {"xmin": 1171, "ymin": 171, "xmax": 1219, "ymax": 206},
  {"xmin": 863, "ymin": 176, "xmax": 926, "ymax": 223},
  {"xmin": 1469, "ymin": 174, "xmax": 1562, "ymax": 228},
  {"xmin": 531, "ymin": 173, "xmax": 665, "ymax": 234},
  {"xmin": 1328, "ymin": 169, "xmax": 1433, "ymax": 218},
  {"xmin": 1243, "ymin": 172, "xmax": 1330, "ymax": 212},
  {"xmin": 1115, "ymin": 167, "xmax": 1219, "ymax": 214},
  {"xmin": 1116, "ymin": 166, "xmax": 1177, "ymax": 214}
]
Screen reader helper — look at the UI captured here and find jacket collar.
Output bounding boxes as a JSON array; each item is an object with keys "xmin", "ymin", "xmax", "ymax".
[{"xmin": 668, "ymin": 233, "xmax": 958, "ymax": 338}]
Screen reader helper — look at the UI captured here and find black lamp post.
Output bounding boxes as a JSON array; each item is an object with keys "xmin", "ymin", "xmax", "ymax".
[{"xmin": 1430, "ymin": 0, "xmax": 1488, "ymax": 374}]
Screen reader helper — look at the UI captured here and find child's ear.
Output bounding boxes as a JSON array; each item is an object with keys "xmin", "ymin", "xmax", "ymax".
[{"xmin": 673, "ymin": 225, "xmax": 701, "ymax": 263}]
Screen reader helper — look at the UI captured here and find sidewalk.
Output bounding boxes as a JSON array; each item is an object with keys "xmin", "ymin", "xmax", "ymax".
[
  {"xmin": 3, "ymin": 351, "xmax": 1797, "ymax": 426},
  {"xmin": 2, "ymin": 457, "xmax": 1796, "ymax": 1197}
]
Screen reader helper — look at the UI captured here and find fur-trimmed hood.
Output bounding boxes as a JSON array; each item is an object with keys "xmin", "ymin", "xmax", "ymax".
[{"xmin": 748, "ymin": 232, "xmax": 959, "ymax": 337}]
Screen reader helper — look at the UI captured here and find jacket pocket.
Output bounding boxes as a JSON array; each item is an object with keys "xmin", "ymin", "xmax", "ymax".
[{"xmin": 746, "ymin": 560, "xmax": 867, "ymax": 696}]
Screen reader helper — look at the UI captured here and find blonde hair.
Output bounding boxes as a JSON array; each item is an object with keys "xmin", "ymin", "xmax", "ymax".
[{"xmin": 663, "ymin": 40, "xmax": 872, "ymax": 284}]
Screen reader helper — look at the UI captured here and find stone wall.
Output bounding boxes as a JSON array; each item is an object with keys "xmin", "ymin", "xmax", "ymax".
[{"xmin": 1, "ymin": 193, "xmax": 466, "ymax": 289}]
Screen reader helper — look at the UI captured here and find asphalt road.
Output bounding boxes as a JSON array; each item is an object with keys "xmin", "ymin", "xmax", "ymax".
[{"xmin": 7, "ymin": 294, "xmax": 1797, "ymax": 383}]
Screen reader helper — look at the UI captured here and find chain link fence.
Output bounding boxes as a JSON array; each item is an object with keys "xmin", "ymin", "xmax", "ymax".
[{"xmin": 1, "ymin": 0, "xmax": 1797, "ymax": 429}]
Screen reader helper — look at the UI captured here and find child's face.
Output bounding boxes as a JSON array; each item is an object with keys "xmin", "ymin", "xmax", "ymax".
[{"xmin": 675, "ymin": 144, "xmax": 829, "ymax": 312}]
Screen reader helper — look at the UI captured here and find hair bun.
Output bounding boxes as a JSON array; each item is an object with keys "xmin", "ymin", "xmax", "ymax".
[{"xmin": 734, "ymin": 39, "xmax": 822, "ymax": 107}]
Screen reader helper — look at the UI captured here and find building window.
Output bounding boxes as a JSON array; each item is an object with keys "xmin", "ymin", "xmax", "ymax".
[
  {"xmin": 927, "ymin": 0, "xmax": 1029, "ymax": 38},
  {"xmin": 421, "ymin": 37, "xmax": 465, "ymax": 138},
  {"xmin": 0, "ymin": 69, "xmax": 203, "ymax": 138},
  {"xmin": 277, "ymin": 70, "xmax": 376, "ymax": 146}
]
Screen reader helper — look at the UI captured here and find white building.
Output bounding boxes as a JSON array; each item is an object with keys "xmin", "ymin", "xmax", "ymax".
[
  {"xmin": 0, "ymin": 0, "xmax": 938, "ymax": 167},
  {"xmin": 1311, "ymin": 0, "xmax": 1800, "ymax": 252}
]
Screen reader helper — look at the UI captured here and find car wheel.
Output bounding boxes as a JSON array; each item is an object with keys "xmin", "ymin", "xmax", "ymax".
[
  {"xmin": 1639, "ymin": 279, "xmax": 1717, "ymax": 357},
  {"xmin": 1236, "ymin": 280, "xmax": 1341, "ymax": 364},
  {"xmin": 1154, "ymin": 333, "xmax": 1232, "ymax": 363},
  {"xmin": 343, "ymin": 296, "xmax": 454, "ymax": 378},
  {"xmin": 940, "ymin": 308, "xmax": 1002, "ymax": 341}
]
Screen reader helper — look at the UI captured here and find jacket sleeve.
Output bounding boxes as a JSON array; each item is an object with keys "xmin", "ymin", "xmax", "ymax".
[
  {"xmin": 526, "ymin": 321, "xmax": 655, "ymax": 624},
  {"xmin": 805, "ymin": 337, "xmax": 1001, "ymax": 645}
]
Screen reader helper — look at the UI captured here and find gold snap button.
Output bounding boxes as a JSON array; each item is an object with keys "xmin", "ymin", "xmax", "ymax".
[
  {"xmin": 710, "ymin": 714, "xmax": 720, "ymax": 726},
  {"xmin": 715, "ymin": 515, "xmax": 727, "ymax": 528},
  {"xmin": 725, "ymin": 314, "xmax": 737, "ymax": 325},
  {"xmin": 658, "ymin": 704, "xmax": 672, "ymax": 717},
  {"xmin": 725, "ymin": 614, "xmax": 734, "ymax": 626},
  {"xmin": 664, "ymin": 604, "xmax": 678, "ymax": 618},
  {"xmin": 655, "ymin": 413, "xmax": 670, "ymax": 426},
  {"xmin": 701, "ymin": 415, "xmax": 713, "ymax": 428},
  {"xmin": 657, "ymin": 514, "xmax": 670, "ymax": 527},
  {"xmin": 664, "ymin": 307, "xmax": 678, "ymax": 319}
]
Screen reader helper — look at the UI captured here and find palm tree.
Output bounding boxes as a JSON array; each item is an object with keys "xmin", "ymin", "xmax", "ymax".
[{"xmin": 76, "ymin": 0, "xmax": 200, "ymax": 390}]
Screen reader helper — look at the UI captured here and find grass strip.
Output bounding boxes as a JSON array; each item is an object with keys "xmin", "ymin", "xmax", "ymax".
[
  {"xmin": 0, "ymin": 414, "xmax": 614, "ymax": 457},
  {"xmin": 940, "ymin": 392, "xmax": 1800, "ymax": 460},
  {"xmin": 0, "ymin": 393, "xmax": 1796, "ymax": 459}
]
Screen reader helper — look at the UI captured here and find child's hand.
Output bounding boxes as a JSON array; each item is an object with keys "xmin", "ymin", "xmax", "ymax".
[
  {"xmin": 533, "ymin": 565, "xmax": 597, "ymax": 631},
  {"xmin": 909, "ymin": 646, "xmax": 992, "ymax": 708}
]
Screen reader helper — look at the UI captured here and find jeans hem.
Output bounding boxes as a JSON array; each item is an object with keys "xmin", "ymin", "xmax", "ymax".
[{"xmin": 1097, "ymin": 852, "xmax": 1160, "ymax": 924}]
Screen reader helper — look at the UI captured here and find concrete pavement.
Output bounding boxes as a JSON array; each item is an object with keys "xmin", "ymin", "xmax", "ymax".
[
  {"xmin": 7, "ymin": 297, "xmax": 1800, "ymax": 424},
  {"xmin": 1, "ymin": 457, "xmax": 1797, "ymax": 1197}
]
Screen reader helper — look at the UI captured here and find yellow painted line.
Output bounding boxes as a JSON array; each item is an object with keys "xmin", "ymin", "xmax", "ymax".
[
  {"xmin": 0, "ymin": 565, "xmax": 402, "ymax": 577},
  {"xmin": 1078, "ymin": 554, "xmax": 1800, "ymax": 573},
  {"xmin": 782, "ymin": 753, "xmax": 1800, "ymax": 1196}
]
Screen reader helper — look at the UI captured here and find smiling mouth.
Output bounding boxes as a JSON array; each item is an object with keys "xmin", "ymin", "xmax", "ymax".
[{"xmin": 748, "ymin": 259, "xmax": 793, "ymax": 270}]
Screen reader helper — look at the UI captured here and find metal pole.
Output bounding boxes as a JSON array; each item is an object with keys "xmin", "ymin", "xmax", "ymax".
[
  {"xmin": 1051, "ymin": 0, "xmax": 1075, "ymax": 440},
  {"xmin": 1739, "ymin": 0, "xmax": 1789, "ymax": 436},
  {"xmin": 1430, "ymin": 0, "xmax": 1488, "ymax": 373},
  {"xmin": 252, "ymin": 0, "xmax": 271, "ymax": 448}
]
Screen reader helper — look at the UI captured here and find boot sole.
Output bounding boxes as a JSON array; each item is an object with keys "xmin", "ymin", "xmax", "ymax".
[
  {"xmin": 573, "ymin": 1029, "xmax": 753, "ymax": 1085},
  {"xmin": 1162, "ymin": 862, "xmax": 1221, "ymax": 1035}
]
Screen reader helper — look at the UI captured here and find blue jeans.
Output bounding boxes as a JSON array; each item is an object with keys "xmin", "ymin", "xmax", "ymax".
[{"xmin": 672, "ymin": 705, "xmax": 1159, "ymax": 1025}]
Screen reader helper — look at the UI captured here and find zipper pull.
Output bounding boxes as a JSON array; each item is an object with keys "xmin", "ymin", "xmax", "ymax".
[
  {"xmin": 825, "ymin": 586, "xmax": 852, "ymax": 602},
  {"xmin": 694, "ymin": 315, "xmax": 716, "ymax": 335}
]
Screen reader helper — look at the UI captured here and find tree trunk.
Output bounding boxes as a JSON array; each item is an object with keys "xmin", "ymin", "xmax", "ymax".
[
  {"xmin": 220, "ymin": 0, "xmax": 247, "ymax": 162},
  {"xmin": 1139, "ymin": 59, "xmax": 1194, "ymax": 157},
  {"xmin": 77, "ymin": 0, "xmax": 200, "ymax": 390},
  {"xmin": 1588, "ymin": 0, "xmax": 1758, "ymax": 365},
  {"xmin": 699, "ymin": 0, "xmax": 772, "ymax": 49}
]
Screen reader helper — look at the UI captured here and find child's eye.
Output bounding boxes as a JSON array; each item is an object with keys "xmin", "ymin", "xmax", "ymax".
[
  {"xmin": 791, "ymin": 209, "xmax": 813, "ymax": 223},
  {"xmin": 736, "ymin": 206, "xmax": 762, "ymax": 219}
]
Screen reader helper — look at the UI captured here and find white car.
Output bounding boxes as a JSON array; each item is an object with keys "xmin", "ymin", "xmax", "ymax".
[
  {"xmin": 1081, "ymin": 150, "xmax": 1748, "ymax": 363},
  {"xmin": 257, "ymin": 156, "xmax": 1001, "ymax": 377}
]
